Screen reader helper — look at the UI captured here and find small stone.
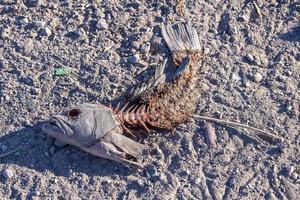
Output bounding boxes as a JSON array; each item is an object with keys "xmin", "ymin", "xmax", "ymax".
[
  {"xmin": 159, "ymin": 174, "xmax": 167, "ymax": 181},
  {"xmin": 286, "ymin": 166, "xmax": 295, "ymax": 177},
  {"xmin": 54, "ymin": 139, "xmax": 68, "ymax": 147},
  {"xmin": 32, "ymin": 20, "xmax": 46, "ymax": 27},
  {"xmin": 34, "ymin": 191, "xmax": 41, "ymax": 196},
  {"xmin": 31, "ymin": 88, "xmax": 39, "ymax": 95},
  {"xmin": 39, "ymin": 27, "xmax": 52, "ymax": 37},
  {"xmin": 75, "ymin": 27, "xmax": 87, "ymax": 39},
  {"xmin": 204, "ymin": 47, "xmax": 210, "ymax": 55},
  {"xmin": 128, "ymin": 54, "xmax": 140, "ymax": 64},
  {"xmin": 96, "ymin": 19, "xmax": 109, "ymax": 30},
  {"xmin": 4, "ymin": 95, "xmax": 10, "ymax": 101},
  {"xmin": 44, "ymin": 152, "xmax": 49, "ymax": 157},
  {"xmin": 24, "ymin": 76, "xmax": 35, "ymax": 86},
  {"xmin": 246, "ymin": 53, "xmax": 254, "ymax": 62},
  {"xmin": 194, "ymin": 178, "xmax": 201, "ymax": 185},
  {"xmin": 0, "ymin": 144, "xmax": 8, "ymax": 151},
  {"xmin": 49, "ymin": 18, "xmax": 60, "ymax": 29},
  {"xmin": 284, "ymin": 70, "xmax": 292, "ymax": 76},
  {"xmin": 3, "ymin": 168, "xmax": 14, "ymax": 179},
  {"xmin": 24, "ymin": 120, "xmax": 31, "ymax": 126},
  {"xmin": 291, "ymin": 172, "xmax": 298, "ymax": 181},
  {"xmin": 146, "ymin": 165, "xmax": 158, "ymax": 178},
  {"xmin": 20, "ymin": 17, "xmax": 29, "ymax": 25},
  {"xmin": 49, "ymin": 146, "xmax": 55, "ymax": 155},
  {"xmin": 253, "ymin": 72, "xmax": 263, "ymax": 83},
  {"xmin": 136, "ymin": 179, "xmax": 144, "ymax": 186},
  {"xmin": 286, "ymin": 104, "xmax": 292, "ymax": 111},
  {"xmin": 184, "ymin": 169, "xmax": 191, "ymax": 176},
  {"xmin": 231, "ymin": 73, "xmax": 241, "ymax": 81},
  {"xmin": 232, "ymin": 135, "xmax": 243, "ymax": 149},
  {"xmin": 0, "ymin": 29, "xmax": 10, "ymax": 39},
  {"xmin": 26, "ymin": 0, "xmax": 42, "ymax": 7},
  {"xmin": 140, "ymin": 42, "xmax": 151, "ymax": 54}
]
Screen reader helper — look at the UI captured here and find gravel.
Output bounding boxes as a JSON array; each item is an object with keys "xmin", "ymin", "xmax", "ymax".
[
  {"xmin": 32, "ymin": 20, "xmax": 46, "ymax": 27},
  {"xmin": 3, "ymin": 169, "xmax": 14, "ymax": 179},
  {"xmin": 246, "ymin": 53, "xmax": 255, "ymax": 63},
  {"xmin": 253, "ymin": 72, "xmax": 263, "ymax": 83},
  {"xmin": 140, "ymin": 42, "xmax": 151, "ymax": 54},
  {"xmin": 127, "ymin": 54, "xmax": 140, "ymax": 64},
  {"xmin": 0, "ymin": 1, "xmax": 299, "ymax": 199},
  {"xmin": 39, "ymin": 27, "xmax": 52, "ymax": 37}
]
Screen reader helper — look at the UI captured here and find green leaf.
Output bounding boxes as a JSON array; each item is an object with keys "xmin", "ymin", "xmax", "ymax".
[{"xmin": 55, "ymin": 67, "xmax": 71, "ymax": 76}]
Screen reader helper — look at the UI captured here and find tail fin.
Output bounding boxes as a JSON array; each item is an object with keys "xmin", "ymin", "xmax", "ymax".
[{"xmin": 161, "ymin": 23, "xmax": 201, "ymax": 53}]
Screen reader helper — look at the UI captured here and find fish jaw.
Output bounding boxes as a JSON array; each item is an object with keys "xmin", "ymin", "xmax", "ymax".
[
  {"xmin": 82, "ymin": 141, "xmax": 145, "ymax": 168},
  {"xmin": 42, "ymin": 117, "xmax": 76, "ymax": 145}
]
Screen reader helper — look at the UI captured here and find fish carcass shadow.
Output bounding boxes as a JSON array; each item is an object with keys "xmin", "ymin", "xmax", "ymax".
[
  {"xmin": 0, "ymin": 122, "xmax": 136, "ymax": 177},
  {"xmin": 279, "ymin": 26, "xmax": 300, "ymax": 42}
]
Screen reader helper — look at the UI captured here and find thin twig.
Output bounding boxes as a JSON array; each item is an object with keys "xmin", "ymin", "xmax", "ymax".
[
  {"xmin": 252, "ymin": 1, "xmax": 263, "ymax": 18},
  {"xmin": 0, "ymin": 147, "xmax": 21, "ymax": 158},
  {"xmin": 193, "ymin": 115, "xmax": 280, "ymax": 141}
]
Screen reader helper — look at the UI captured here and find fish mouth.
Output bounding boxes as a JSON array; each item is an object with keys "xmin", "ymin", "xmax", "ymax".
[{"xmin": 42, "ymin": 116, "xmax": 69, "ymax": 136}]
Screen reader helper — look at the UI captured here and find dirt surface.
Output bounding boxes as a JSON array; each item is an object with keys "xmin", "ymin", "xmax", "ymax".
[{"xmin": 0, "ymin": 0, "xmax": 299, "ymax": 199}]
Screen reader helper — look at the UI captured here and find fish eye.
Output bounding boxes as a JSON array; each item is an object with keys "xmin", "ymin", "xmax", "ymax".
[{"xmin": 68, "ymin": 109, "xmax": 81, "ymax": 118}]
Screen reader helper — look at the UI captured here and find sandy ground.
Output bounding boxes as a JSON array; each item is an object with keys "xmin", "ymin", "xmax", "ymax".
[{"xmin": 0, "ymin": 0, "xmax": 299, "ymax": 199}]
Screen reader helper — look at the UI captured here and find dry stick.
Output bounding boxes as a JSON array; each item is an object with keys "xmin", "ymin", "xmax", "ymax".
[
  {"xmin": 0, "ymin": 147, "xmax": 21, "ymax": 158},
  {"xmin": 253, "ymin": 1, "xmax": 263, "ymax": 18},
  {"xmin": 193, "ymin": 115, "xmax": 280, "ymax": 141}
]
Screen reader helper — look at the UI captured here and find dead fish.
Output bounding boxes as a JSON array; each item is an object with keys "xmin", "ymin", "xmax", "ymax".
[
  {"xmin": 42, "ymin": 103, "xmax": 146, "ymax": 168},
  {"xmin": 43, "ymin": 22, "xmax": 203, "ymax": 167}
]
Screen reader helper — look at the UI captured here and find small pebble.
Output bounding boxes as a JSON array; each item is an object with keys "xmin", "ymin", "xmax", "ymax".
[
  {"xmin": 39, "ymin": 27, "xmax": 52, "ymax": 37},
  {"xmin": 32, "ymin": 20, "xmax": 46, "ymax": 27},
  {"xmin": 291, "ymin": 172, "xmax": 298, "ymax": 181},
  {"xmin": 4, "ymin": 95, "xmax": 10, "ymax": 101},
  {"xmin": 140, "ymin": 42, "xmax": 151, "ymax": 54},
  {"xmin": 27, "ymin": 0, "xmax": 42, "ymax": 7},
  {"xmin": 194, "ymin": 178, "xmax": 201, "ymax": 185},
  {"xmin": 159, "ymin": 174, "xmax": 167, "ymax": 181},
  {"xmin": 24, "ymin": 120, "xmax": 31, "ymax": 126},
  {"xmin": 204, "ymin": 47, "xmax": 210, "ymax": 55},
  {"xmin": 246, "ymin": 53, "xmax": 254, "ymax": 62},
  {"xmin": 128, "ymin": 54, "xmax": 140, "ymax": 64},
  {"xmin": 24, "ymin": 76, "xmax": 35, "ymax": 86},
  {"xmin": 0, "ymin": 144, "xmax": 8, "ymax": 151},
  {"xmin": 49, "ymin": 146, "xmax": 55, "ymax": 155},
  {"xmin": 231, "ymin": 73, "xmax": 241, "ymax": 81},
  {"xmin": 34, "ymin": 191, "xmax": 41, "ymax": 196},
  {"xmin": 75, "ymin": 27, "xmax": 87, "ymax": 39},
  {"xmin": 146, "ymin": 165, "xmax": 158, "ymax": 178},
  {"xmin": 20, "ymin": 17, "xmax": 29, "ymax": 25},
  {"xmin": 0, "ymin": 29, "xmax": 10, "ymax": 39},
  {"xmin": 31, "ymin": 88, "xmax": 39, "ymax": 95},
  {"xmin": 136, "ymin": 179, "xmax": 144, "ymax": 187},
  {"xmin": 286, "ymin": 104, "xmax": 292, "ymax": 111},
  {"xmin": 286, "ymin": 166, "xmax": 295, "ymax": 177},
  {"xmin": 253, "ymin": 72, "xmax": 263, "ymax": 83},
  {"xmin": 185, "ymin": 169, "xmax": 191, "ymax": 176},
  {"xmin": 3, "ymin": 169, "xmax": 14, "ymax": 179},
  {"xmin": 96, "ymin": 19, "xmax": 109, "ymax": 30}
]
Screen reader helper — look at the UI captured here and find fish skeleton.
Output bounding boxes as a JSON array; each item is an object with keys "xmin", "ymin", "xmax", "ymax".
[{"xmin": 42, "ymin": 23, "xmax": 203, "ymax": 167}]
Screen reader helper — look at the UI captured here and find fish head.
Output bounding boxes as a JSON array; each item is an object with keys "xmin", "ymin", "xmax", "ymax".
[{"xmin": 42, "ymin": 103, "xmax": 121, "ymax": 147}]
